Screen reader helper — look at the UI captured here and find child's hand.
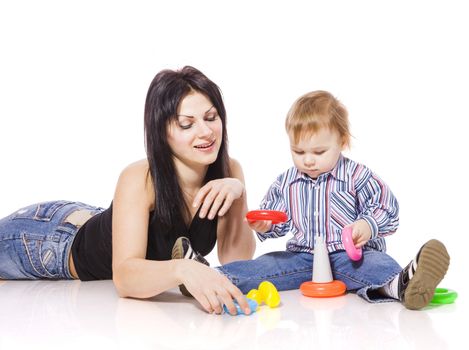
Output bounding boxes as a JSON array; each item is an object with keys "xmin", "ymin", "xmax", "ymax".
[
  {"xmin": 346, "ymin": 219, "xmax": 372, "ymax": 248},
  {"xmin": 246, "ymin": 219, "xmax": 272, "ymax": 233}
]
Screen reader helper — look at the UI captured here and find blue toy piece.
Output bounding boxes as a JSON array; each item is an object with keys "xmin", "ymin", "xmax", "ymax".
[{"xmin": 223, "ymin": 298, "xmax": 258, "ymax": 315}]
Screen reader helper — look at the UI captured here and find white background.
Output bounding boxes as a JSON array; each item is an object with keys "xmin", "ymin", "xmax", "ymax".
[{"xmin": 1, "ymin": 0, "xmax": 467, "ymax": 292}]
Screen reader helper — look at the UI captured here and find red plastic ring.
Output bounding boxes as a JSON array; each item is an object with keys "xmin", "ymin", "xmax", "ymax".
[
  {"xmin": 300, "ymin": 280, "xmax": 347, "ymax": 298},
  {"xmin": 246, "ymin": 210, "xmax": 288, "ymax": 224}
]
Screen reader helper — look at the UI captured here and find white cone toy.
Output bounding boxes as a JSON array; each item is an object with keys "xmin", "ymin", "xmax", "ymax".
[{"xmin": 300, "ymin": 235, "xmax": 346, "ymax": 297}]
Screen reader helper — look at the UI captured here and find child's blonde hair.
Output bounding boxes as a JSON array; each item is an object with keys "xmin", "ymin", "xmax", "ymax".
[{"xmin": 285, "ymin": 90, "xmax": 351, "ymax": 148}]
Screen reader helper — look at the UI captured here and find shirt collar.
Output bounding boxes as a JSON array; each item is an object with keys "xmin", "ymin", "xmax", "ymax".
[
  {"xmin": 289, "ymin": 154, "xmax": 347, "ymax": 184},
  {"xmin": 330, "ymin": 154, "xmax": 347, "ymax": 181}
]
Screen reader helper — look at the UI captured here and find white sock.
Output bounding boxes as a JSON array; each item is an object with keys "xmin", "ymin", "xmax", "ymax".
[
  {"xmin": 380, "ymin": 255, "xmax": 418, "ymax": 300},
  {"xmin": 379, "ymin": 274, "xmax": 400, "ymax": 300}
]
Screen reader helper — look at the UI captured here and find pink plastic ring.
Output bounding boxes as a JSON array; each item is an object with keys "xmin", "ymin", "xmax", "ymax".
[{"xmin": 342, "ymin": 227, "xmax": 362, "ymax": 261}]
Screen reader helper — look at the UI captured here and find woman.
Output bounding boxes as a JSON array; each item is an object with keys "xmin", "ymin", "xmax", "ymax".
[{"xmin": 0, "ymin": 66, "xmax": 256, "ymax": 315}]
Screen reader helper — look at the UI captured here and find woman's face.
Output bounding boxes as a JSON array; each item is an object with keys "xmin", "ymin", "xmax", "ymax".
[{"xmin": 167, "ymin": 91, "xmax": 223, "ymax": 170}]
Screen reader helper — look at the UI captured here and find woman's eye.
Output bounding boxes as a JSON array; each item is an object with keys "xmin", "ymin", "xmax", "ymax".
[
  {"xmin": 206, "ymin": 114, "xmax": 218, "ymax": 121},
  {"xmin": 293, "ymin": 150, "xmax": 304, "ymax": 155},
  {"xmin": 315, "ymin": 151, "xmax": 326, "ymax": 155},
  {"xmin": 179, "ymin": 124, "xmax": 192, "ymax": 130}
]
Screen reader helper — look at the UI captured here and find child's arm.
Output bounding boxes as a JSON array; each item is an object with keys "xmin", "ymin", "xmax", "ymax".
[
  {"xmin": 250, "ymin": 177, "xmax": 291, "ymax": 241},
  {"xmin": 355, "ymin": 169, "xmax": 399, "ymax": 241}
]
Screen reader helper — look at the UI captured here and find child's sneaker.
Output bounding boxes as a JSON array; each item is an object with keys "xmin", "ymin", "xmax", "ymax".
[
  {"xmin": 171, "ymin": 236, "xmax": 209, "ymax": 297},
  {"xmin": 398, "ymin": 239, "xmax": 450, "ymax": 310}
]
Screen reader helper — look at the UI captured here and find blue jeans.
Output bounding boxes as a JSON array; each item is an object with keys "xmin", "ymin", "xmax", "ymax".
[
  {"xmin": 0, "ymin": 201, "xmax": 103, "ymax": 280},
  {"xmin": 216, "ymin": 250, "xmax": 403, "ymax": 303}
]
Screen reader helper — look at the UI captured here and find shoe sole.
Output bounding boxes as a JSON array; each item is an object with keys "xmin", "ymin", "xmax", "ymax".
[
  {"xmin": 171, "ymin": 237, "xmax": 185, "ymax": 260},
  {"xmin": 171, "ymin": 237, "xmax": 194, "ymax": 298},
  {"xmin": 404, "ymin": 239, "xmax": 450, "ymax": 310}
]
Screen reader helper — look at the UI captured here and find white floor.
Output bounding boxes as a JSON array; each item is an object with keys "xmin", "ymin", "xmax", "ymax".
[{"xmin": 0, "ymin": 279, "xmax": 465, "ymax": 350}]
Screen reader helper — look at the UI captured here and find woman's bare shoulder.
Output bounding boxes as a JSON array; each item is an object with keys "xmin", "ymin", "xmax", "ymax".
[
  {"xmin": 115, "ymin": 159, "xmax": 154, "ymax": 208},
  {"xmin": 228, "ymin": 157, "xmax": 245, "ymax": 180},
  {"xmin": 122, "ymin": 159, "xmax": 149, "ymax": 173},
  {"xmin": 229, "ymin": 157, "xmax": 241, "ymax": 168},
  {"xmin": 118, "ymin": 159, "xmax": 151, "ymax": 182}
]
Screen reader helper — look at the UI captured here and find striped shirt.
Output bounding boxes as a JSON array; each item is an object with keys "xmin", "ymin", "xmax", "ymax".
[{"xmin": 257, "ymin": 155, "xmax": 399, "ymax": 254}]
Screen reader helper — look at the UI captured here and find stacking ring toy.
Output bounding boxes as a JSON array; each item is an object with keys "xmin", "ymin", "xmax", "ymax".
[
  {"xmin": 300, "ymin": 280, "xmax": 347, "ymax": 298},
  {"xmin": 246, "ymin": 210, "xmax": 288, "ymax": 224},
  {"xmin": 430, "ymin": 288, "xmax": 458, "ymax": 305},
  {"xmin": 342, "ymin": 227, "xmax": 362, "ymax": 261}
]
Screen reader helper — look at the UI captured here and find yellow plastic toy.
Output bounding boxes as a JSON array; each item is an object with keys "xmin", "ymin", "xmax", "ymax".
[{"xmin": 247, "ymin": 281, "xmax": 281, "ymax": 308}]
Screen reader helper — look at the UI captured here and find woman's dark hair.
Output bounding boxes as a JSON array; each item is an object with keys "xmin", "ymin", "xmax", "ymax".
[{"xmin": 144, "ymin": 66, "xmax": 230, "ymax": 228}]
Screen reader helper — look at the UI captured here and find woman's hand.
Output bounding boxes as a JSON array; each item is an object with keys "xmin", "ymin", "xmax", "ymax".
[
  {"xmin": 246, "ymin": 219, "xmax": 272, "ymax": 233},
  {"xmin": 176, "ymin": 260, "xmax": 251, "ymax": 315},
  {"xmin": 346, "ymin": 219, "xmax": 372, "ymax": 248},
  {"xmin": 193, "ymin": 178, "xmax": 244, "ymax": 219}
]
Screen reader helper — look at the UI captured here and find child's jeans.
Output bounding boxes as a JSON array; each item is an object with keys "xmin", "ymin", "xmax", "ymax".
[{"xmin": 216, "ymin": 249, "xmax": 403, "ymax": 303}]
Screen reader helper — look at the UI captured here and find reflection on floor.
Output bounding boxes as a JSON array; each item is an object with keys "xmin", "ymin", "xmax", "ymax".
[{"xmin": 0, "ymin": 280, "xmax": 464, "ymax": 350}]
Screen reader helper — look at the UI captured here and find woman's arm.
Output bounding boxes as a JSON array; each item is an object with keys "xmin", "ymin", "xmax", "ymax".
[
  {"xmin": 112, "ymin": 160, "xmax": 180, "ymax": 298},
  {"xmin": 111, "ymin": 160, "xmax": 250, "ymax": 315},
  {"xmin": 216, "ymin": 158, "xmax": 256, "ymax": 264}
]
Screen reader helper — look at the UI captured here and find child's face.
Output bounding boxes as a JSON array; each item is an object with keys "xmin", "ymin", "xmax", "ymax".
[{"xmin": 288, "ymin": 128, "xmax": 343, "ymax": 179}]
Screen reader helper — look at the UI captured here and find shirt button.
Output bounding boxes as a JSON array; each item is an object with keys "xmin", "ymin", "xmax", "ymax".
[{"xmin": 314, "ymin": 211, "xmax": 319, "ymax": 216}]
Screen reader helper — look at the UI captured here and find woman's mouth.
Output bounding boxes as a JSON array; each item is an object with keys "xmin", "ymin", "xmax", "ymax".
[{"xmin": 194, "ymin": 140, "xmax": 216, "ymax": 150}]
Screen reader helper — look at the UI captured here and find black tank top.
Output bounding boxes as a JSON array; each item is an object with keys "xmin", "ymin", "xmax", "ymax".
[{"xmin": 71, "ymin": 202, "xmax": 218, "ymax": 281}]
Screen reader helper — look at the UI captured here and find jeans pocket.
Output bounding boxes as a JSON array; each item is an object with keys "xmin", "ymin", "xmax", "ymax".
[
  {"xmin": 12, "ymin": 201, "xmax": 74, "ymax": 222},
  {"xmin": 22, "ymin": 233, "xmax": 60, "ymax": 278}
]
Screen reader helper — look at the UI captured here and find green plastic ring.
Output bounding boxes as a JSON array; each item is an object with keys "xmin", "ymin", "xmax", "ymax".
[{"xmin": 430, "ymin": 288, "xmax": 458, "ymax": 304}]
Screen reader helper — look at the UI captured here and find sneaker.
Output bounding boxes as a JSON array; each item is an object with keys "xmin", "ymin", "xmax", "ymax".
[
  {"xmin": 171, "ymin": 236, "xmax": 209, "ymax": 297},
  {"xmin": 398, "ymin": 239, "xmax": 450, "ymax": 310},
  {"xmin": 172, "ymin": 236, "xmax": 209, "ymax": 265}
]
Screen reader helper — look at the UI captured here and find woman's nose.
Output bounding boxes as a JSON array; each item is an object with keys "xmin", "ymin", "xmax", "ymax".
[{"xmin": 197, "ymin": 120, "xmax": 213, "ymax": 138}]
